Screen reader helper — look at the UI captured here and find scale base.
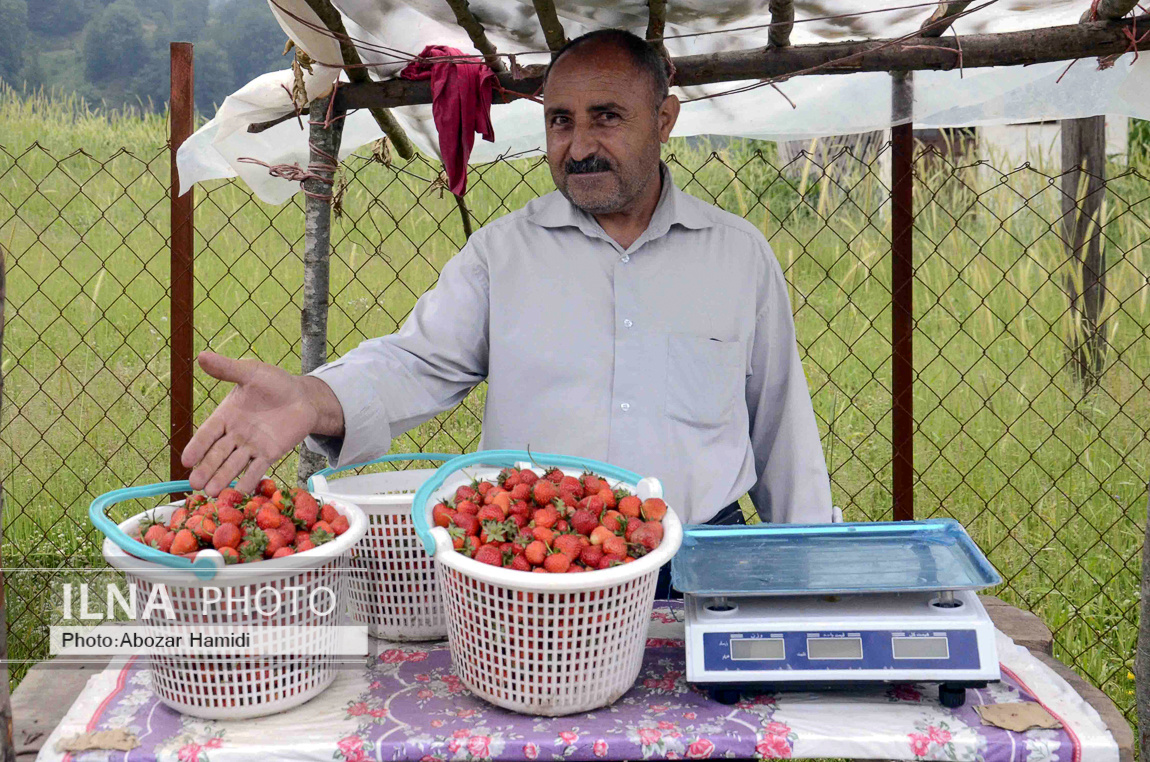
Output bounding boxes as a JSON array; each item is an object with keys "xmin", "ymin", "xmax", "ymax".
[{"xmin": 700, "ymin": 680, "xmax": 989, "ymax": 708}]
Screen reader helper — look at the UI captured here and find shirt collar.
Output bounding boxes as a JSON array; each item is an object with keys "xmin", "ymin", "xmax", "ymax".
[{"xmin": 530, "ymin": 162, "xmax": 715, "ymax": 242}]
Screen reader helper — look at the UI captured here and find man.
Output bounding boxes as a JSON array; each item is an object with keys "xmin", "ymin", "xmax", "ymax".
[{"xmin": 183, "ymin": 30, "xmax": 832, "ymax": 544}]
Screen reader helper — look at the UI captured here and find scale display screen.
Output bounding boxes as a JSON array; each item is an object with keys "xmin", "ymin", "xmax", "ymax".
[
  {"xmin": 892, "ymin": 636, "xmax": 950, "ymax": 659},
  {"xmin": 730, "ymin": 638, "xmax": 785, "ymax": 660},
  {"xmin": 806, "ymin": 637, "xmax": 863, "ymax": 660}
]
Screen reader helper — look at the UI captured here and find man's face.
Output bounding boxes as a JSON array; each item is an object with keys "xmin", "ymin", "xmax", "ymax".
[{"xmin": 544, "ymin": 44, "xmax": 678, "ymax": 215}]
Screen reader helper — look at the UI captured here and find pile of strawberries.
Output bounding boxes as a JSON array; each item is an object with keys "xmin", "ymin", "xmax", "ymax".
[
  {"xmin": 432, "ymin": 467, "xmax": 668, "ymax": 573},
  {"xmin": 132, "ymin": 479, "xmax": 350, "ymax": 563}
]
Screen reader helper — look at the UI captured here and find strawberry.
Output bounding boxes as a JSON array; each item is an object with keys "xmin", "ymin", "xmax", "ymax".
[
  {"xmin": 320, "ymin": 504, "xmax": 339, "ymax": 523},
  {"xmin": 556, "ymin": 519, "xmax": 569, "ymax": 533},
  {"xmin": 544, "ymin": 553, "xmax": 571, "ymax": 573},
  {"xmin": 570, "ymin": 509, "xmax": 599, "ymax": 536},
  {"xmin": 330, "ymin": 515, "xmax": 350, "ymax": 536},
  {"xmin": 603, "ymin": 534, "xmax": 627, "ymax": 557},
  {"xmin": 477, "ymin": 505, "xmax": 504, "ymax": 523},
  {"xmin": 559, "ymin": 476, "xmax": 584, "ymax": 500},
  {"xmin": 433, "ymin": 504, "xmax": 455, "ymax": 528},
  {"xmin": 509, "ymin": 500, "xmax": 530, "ymax": 518},
  {"xmin": 558, "ymin": 491, "xmax": 580, "ymax": 510},
  {"xmin": 217, "ymin": 504, "xmax": 244, "ymax": 526},
  {"xmin": 455, "ymin": 485, "xmax": 479, "ymax": 503},
  {"xmin": 170, "ymin": 529, "xmax": 198, "ymax": 556},
  {"xmin": 533, "ymin": 507, "xmax": 559, "ymax": 529},
  {"xmin": 459, "ymin": 536, "xmax": 480, "ymax": 557},
  {"xmin": 242, "ymin": 497, "xmax": 266, "ymax": 520},
  {"xmin": 601, "ymin": 510, "xmax": 626, "ymax": 533},
  {"xmin": 632, "ymin": 521, "xmax": 664, "ymax": 551},
  {"xmin": 217, "ymin": 487, "xmax": 244, "ymax": 507},
  {"xmin": 532, "ymin": 480, "xmax": 558, "ymax": 506},
  {"xmin": 238, "ymin": 532, "xmax": 268, "ymax": 562},
  {"xmin": 272, "ymin": 547, "xmax": 295, "ymax": 559},
  {"xmin": 589, "ymin": 526, "xmax": 614, "ymax": 546},
  {"xmin": 296, "ymin": 539, "xmax": 316, "ymax": 553},
  {"xmin": 510, "ymin": 483, "xmax": 531, "ymax": 502},
  {"xmin": 499, "ymin": 468, "xmax": 520, "ymax": 488},
  {"xmin": 212, "ymin": 523, "xmax": 241, "ymax": 550},
  {"xmin": 525, "ymin": 540, "xmax": 548, "ymax": 566},
  {"xmin": 517, "ymin": 469, "xmax": 539, "ymax": 486},
  {"xmin": 531, "ymin": 526, "xmax": 555, "ymax": 546},
  {"xmin": 219, "ymin": 547, "xmax": 240, "ymax": 564},
  {"xmin": 476, "ymin": 481, "xmax": 495, "ymax": 496},
  {"xmin": 449, "ymin": 526, "xmax": 466, "ymax": 550},
  {"xmin": 491, "ymin": 492, "xmax": 512, "ymax": 515},
  {"xmin": 295, "ymin": 531, "xmax": 311, "ymax": 545},
  {"xmin": 143, "ymin": 524, "xmax": 167, "ymax": 548},
  {"xmin": 580, "ymin": 544, "xmax": 604, "ymax": 568},
  {"xmin": 625, "ymin": 517, "xmax": 643, "ymax": 540},
  {"xmin": 255, "ymin": 507, "xmax": 282, "ymax": 531},
  {"xmin": 641, "ymin": 498, "xmax": 668, "ymax": 522},
  {"xmin": 456, "ymin": 500, "xmax": 480, "ymax": 516},
  {"xmin": 264, "ymin": 532, "xmax": 287, "ymax": 558},
  {"xmin": 598, "ymin": 488, "xmax": 617, "ymax": 510},
  {"xmin": 473, "ymin": 544, "xmax": 503, "ymax": 566},
  {"xmin": 544, "ymin": 468, "xmax": 565, "ymax": 485},
  {"xmin": 186, "ymin": 515, "xmax": 217, "ymax": 543},
  {"xmin": 510, "ymin": 555, "xmax": 532, "ymax": 572},
  {"xmin": 185, "ymin": 493, "xmax": 208, "ymax": 509},
  {"xmin": 582, "ymin": 474, "xmax": 604, "ymax": 494},
  {"xmin": 585, "ymin": 495, "xmax": 606, "ymax": 515},
  {"xmin": 258, "ymin": 478, "xmax": 277, "ymax": 498},
  {"xmin": 618, "ymin": 495, "xmax": 642, "ymax": 518},
  {"xmin": 276, "ymin": 517, "xmax": 298, "ymax": 545},
  {"xmin": 479, "ymin": 520, "xmax": 512, "ymax": 545},
  {"xmin": 168, "ymin": 507, "xmax": 189, "ymax": 530},
  {"xmin": 293, "ymin": 501, "xmax": 319, "ymax": 530},
  {"xmin": 553, "ymin": 533, "xmax": 582, "ymax": 560},
  {"xmin": 452, "ymin": 512, "xmax": 480, "ymax": 536},
  {"xmin": 158, "ymin": 530, "xmax": 176, "ymax": 553},
  {"xmin": 510, "ymin": 513, "xmax": 529, "ymax": 529},
  {"xmin": 598, "ymin": 553, "xmax": 626, "ymax": 569}
]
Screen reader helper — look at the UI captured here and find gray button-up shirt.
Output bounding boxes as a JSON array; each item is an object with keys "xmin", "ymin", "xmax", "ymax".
[{"xmin": 306, "ymin": 166, "xmax": 832, "ymax": 524}]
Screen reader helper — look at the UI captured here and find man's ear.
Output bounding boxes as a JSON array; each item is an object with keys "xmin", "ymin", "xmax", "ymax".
[{"xmin": 658, "ymin": 94, "xmax": 680, "ymax": 143}]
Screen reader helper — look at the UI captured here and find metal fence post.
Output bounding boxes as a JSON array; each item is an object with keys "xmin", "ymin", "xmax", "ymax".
[
  {"xmin": 891, "ymin": 70, "xmax": 915, "ymax": 522},
  {"xmin": 170, "ymin": 42, "xmax": 195, "ymax": 487}
]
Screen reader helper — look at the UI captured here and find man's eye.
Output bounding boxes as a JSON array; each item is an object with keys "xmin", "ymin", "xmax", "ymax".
[{"xmin": 549, "ymin": 115, "xmax": 571, "ymax": 127}]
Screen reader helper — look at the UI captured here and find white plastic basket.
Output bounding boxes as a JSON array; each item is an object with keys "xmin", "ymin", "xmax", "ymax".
[
  {"xmin": 92, "ymin": 480, "xmax": 368, "ymax": 719},
  {"xmin": 411, "ymin": 450, "xmax": 683, "ymax": 716},
  {"xmin": 309, "ymin": 453, "xmax": 456, "ymax": 641}
]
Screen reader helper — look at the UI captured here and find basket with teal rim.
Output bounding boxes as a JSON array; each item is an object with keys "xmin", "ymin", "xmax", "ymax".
[
  {"xmin": 308, "ymin": 453, "xmax": 457, "ymax": 641},
  {"xmin": 90, "ymin": 480, "xmax": 367, "ymax": 719},
  {"xmin": 410, "ymin": 450, "xmax": 683, "ymax": 716}
]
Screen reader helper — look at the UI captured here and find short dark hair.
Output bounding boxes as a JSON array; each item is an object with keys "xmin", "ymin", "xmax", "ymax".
[{"xmin": 545, "ymin": 29, "xmax": 670, "ymax": 106}]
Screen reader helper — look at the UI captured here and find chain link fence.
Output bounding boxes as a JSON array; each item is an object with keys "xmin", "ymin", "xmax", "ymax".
[{"xmin": 0, "ymin": 136, "xmax": 1146, "ymax": 729}]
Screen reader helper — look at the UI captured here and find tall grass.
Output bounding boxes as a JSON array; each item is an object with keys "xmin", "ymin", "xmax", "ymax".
[{"xmin": 0, "ymin": 88, "xmax": 1146, "ymax": 728}]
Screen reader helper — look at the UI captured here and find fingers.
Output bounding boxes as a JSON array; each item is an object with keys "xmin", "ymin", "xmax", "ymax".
[
  {"xmin": 182, "ymin": 412, "xmax": 226, "ymax": 472},
  {"xmin": 197, "ymin": 351, "xmax": 253, "ymax": 385},
  {"xmin": 236, "ymin": 456, "xmax": 271, "ymax": 497},
  {"xmin": 189, "ymin": 434, "xmax": 236, "ymax": 494},
  {"xmin": 205, "ymin": 446, "xmax": 254, "ymax": 497}
]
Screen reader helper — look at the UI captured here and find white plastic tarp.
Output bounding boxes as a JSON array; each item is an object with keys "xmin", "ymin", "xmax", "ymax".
[{"xmin": 176, "ymin": 0, "xmax": 1150, "ymax": 205}]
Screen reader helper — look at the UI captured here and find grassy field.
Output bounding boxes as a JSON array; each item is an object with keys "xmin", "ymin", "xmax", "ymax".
[{"xmin": 0, "ymin": 87, "xmax": 1147, "ymax": 730}]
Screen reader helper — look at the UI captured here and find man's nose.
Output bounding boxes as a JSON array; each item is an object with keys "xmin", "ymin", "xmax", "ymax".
[{"xmin": 568, "ymin": 124, "xmax": 599, "ymax": 162}]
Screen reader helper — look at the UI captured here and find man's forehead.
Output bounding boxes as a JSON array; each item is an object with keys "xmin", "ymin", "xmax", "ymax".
[{"xmin": 544, "ymin": 44, "xmax": 653, "ymax": 105}]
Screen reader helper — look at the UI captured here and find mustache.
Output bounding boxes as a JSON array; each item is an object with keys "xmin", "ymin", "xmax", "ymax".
[{"xmin": 565, "ymin": 156, "xmax": 613, "ymax": 175}]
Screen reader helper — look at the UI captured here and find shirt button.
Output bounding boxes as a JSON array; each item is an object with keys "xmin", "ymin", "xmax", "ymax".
[
  {"xmin": 620, "ymin": 402, "xmax": 630, "ymax": 412},
  {"xmin": 623, "ymin": 319, "xmax": 633, "ymax": 328},
  {"xmin": 620, "ymin": 255, "xmax": 630, "ymax": 263}
]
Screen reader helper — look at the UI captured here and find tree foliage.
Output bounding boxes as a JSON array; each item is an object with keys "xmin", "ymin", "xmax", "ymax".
[{"xmin": 0, "ymin": 0, "xmax": 28, "ymax": 83}]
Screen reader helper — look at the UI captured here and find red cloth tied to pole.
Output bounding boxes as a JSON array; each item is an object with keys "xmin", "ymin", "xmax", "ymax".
[{"xmin": 400, "ymin": 45, "xmax": 496, "ymax": 196}]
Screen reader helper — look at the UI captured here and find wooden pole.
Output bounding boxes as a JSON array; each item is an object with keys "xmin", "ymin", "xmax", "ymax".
[
  {"xmin": 1060, "ymin": 115, "xmax": 1109, "ymax": 386},
  {"xmin": 532, "ymin": 0, "xmax": 568, "ymax": 52},
  {"xmin": 1082, "ymin": 0, "xmax": 1139, "ymax": 21},
  {"xmin": 768, "ymin": 0, "xmax": 795, "ymax": 48},
  {"xmin": 444, "ymin": 0, "xmax": 506, "ymax": 73},
  {"xmin": 891, "ymin": 71, "xmax": 915, "ymax": 523},
  {"xmin": 297, "ymin": 97, "xmax": 345, "ymax": 485},
  {"xmin": 0, "ymin": 247, "xmax": 13, "ymax": 762},
  {"xmin": 920, "ymin": 2, "xmax": 973, "ymax": 37},
  {"xmin": 323, "ymin": 15, "xmax": 1150, "ymax": 115},
  {"xmin": 169, "ymin": 42, "xmax": 195, "ymax": 492}
]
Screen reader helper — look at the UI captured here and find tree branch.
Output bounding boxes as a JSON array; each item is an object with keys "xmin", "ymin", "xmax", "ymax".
[
  {"xmin": 920, "ymin": 1, "xmax": 972, "ymax": 38},
  {"xmin": 335, "ymin": 15, "xmax": 1150, "ymax": 111},
  {"xmin": 532, "ymin": 0, "xmax": 568, "ymax": 52},
  {"xmin": 444, "ymin": 0, "xmax": 506, "ymax": 73},
  {"xmin": 768, "ymin": 0, "xmax": 795, "ymax": 48},
  {"xmin": 301, "ymin": 0, "xmax": 416, "ymax": 159},
  {"xmin": 646, "ymin": 0, "xmax": 667, "ymax": 53},
  {"xmin": 1082, "ymin": 0, "xmax": 1140, "ymax": 22}
]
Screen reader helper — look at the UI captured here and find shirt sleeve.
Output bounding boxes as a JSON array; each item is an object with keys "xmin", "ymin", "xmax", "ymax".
[
  {"xmin": 303, "ymin": 239, "xmax": 490, "ymax": 467},
  {"xmin": 746, "ymin": 246, "xmax": 833, "ymax": 523}
]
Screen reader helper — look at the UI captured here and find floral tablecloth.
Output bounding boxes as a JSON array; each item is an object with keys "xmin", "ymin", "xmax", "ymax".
[{"xmin": 38, "ymin": 604, "xmax": 1118, "ymax": 762}]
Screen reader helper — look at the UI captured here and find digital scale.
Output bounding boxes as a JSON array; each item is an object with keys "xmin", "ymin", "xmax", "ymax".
[{"xmin": 671, "ymin": 519, "xmax": 1002, "ymax": 708}]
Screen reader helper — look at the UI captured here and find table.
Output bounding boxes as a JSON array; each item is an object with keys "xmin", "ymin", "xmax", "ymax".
[{"xmin": 14, "ymin": 597, "xmax": 1133, "ymax": 762}]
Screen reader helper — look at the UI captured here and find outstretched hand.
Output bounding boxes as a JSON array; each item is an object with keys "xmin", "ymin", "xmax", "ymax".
[{"xmin": 180, "ymin": 351, "xmax": 342, "ymax": 496}]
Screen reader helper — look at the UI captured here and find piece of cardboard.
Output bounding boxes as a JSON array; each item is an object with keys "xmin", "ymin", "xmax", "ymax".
[
  {"xmin": 55, "ymin": 729, "xmax": 141, "ymax": 752},
  {"xmin": 975, "ymin": 702, "xmax": 1063, "ymax": 732}
]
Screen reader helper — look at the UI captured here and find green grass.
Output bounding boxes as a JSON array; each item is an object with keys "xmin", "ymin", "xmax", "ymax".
[{"xmin": 0, "ymin": 87, "xmax": 1146, "ymax": 733}]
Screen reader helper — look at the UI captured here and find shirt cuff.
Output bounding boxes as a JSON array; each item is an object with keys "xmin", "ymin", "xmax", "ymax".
[{"xmin": 303, "ymin": 358, "xmax": 392, "ymax": 468}]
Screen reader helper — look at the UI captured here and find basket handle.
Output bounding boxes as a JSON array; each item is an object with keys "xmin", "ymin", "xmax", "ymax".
[
  {"xmin": 411, "ymin": 450, "xmax": 644, "ymax": 555},
  {"xmin": 307, "ymin": 452, "xmax": 459, "ymax": 493},
  {"xmin": 89, "ymin": 480, "xmax": 227, "ymax": 581}
]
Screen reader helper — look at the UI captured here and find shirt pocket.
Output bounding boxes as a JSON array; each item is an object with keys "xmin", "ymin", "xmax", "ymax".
[{"xmin": 664, "ymin": 334, "xmax": 745, "ymax": 427}]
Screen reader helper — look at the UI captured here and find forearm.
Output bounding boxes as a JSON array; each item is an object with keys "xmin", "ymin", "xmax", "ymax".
[{"xmin": 300, "ymin": 375, "xmax": 345, "ymax": 438}]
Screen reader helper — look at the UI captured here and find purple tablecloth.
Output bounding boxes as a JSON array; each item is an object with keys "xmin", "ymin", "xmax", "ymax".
[{"xmin": 40, "ymin": 604, "xmax": 1118, "ymax": 762}]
